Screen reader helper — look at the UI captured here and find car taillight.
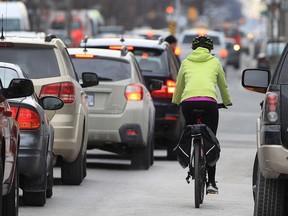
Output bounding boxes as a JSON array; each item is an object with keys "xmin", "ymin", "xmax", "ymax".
[
  {"xmin": 40, "ymin": 82, "xmax": 75, "ymax": 103},
  {"xmin": 10, "ymin": 106, "xmax": 41, "ymax": 130},
  {"xmin": 220, "ymin": 48, "xmax": 228, "ymax": 59},
  {"xmin": 265, "ymin": 92, "xmax": 279, "ymax": 123},
  {"xmin": 125, "ymin": 84, "xmax": 143, "ymax": 101},
  {"xmin": 174, "ymin": 46, "xmax": 181, "ymax": 56},
  {"xmin": 151, "ymin": 79, "xmax": 175, "ymax": 98}
]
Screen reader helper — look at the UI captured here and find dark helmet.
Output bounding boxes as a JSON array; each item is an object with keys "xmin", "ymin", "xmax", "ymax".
[{"xmin": 192, "ymin": 35, "xmax": 214, "ymax": 50}]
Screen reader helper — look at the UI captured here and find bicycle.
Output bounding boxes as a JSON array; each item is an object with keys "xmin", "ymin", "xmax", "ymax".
[{"xmin": 183, "ymin": 103, "xmax": 227, "ymax": 208}]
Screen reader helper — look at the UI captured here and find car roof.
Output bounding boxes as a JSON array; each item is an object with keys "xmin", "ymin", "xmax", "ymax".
[
  {"xmin": 68, "ymin": 47, "xmax": 133, "ymax": 60},
  {"xmin": 81, "ymin": 37, "xmax": 169, "ymax": 50},
  {"xmin": 0, "ymin": 36, "xmax": 62, "ymax": 48}
]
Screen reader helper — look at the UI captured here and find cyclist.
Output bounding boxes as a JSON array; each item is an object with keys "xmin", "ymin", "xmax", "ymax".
[{"xmin": 172, "ymin": 35, "xmax": 232, "ymax": 194}]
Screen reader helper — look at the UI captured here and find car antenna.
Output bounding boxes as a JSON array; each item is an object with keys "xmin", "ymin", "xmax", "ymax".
[
  {"xmin": 83, "ymin": 35, "xmax": 88, "ymax": 53},
  {"xmin": 0, "ymin": 15, "xmax": 5, "ymax": 40}
]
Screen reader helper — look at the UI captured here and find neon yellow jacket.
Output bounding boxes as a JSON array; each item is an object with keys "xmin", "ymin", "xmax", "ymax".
[{"xmin": 172, "ymin": 47, "xmax": 232, "ymax": 105}]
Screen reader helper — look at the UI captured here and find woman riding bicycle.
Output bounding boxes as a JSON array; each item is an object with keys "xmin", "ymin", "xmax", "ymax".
[{"xmin": 172, "ymin": 35, "xmax": 232, "ymax": 194}]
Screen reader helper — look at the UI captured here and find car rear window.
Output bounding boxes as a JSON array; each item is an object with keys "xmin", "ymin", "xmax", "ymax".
[
  {"xmin": 132, "ymin": 48, "xmax": 169, "ymax": 74},
  {"xmin": 182, "ymin": 35, "xmax": 220, "ymax": 45},
  {"xmin": 0, "ymin": 48, "xmax": 61, "ymax": 79},
  {"xmin": 71, "ymin": 57, "xmax": 131, "ymax": 81}
]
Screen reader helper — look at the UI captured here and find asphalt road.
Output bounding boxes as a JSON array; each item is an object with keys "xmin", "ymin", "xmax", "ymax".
[{"xmin": 20, "ymin": 52, "xmax": 260, "ymax": 216}]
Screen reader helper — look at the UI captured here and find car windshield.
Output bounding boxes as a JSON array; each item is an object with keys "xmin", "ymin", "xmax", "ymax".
[
  {"xmin": 0, "ymin": 48, "xmax": 61, "ymax": 79},
  {"xmin": 71, "ymin": 57, "xmax": 131, "ymax": 81},
  {"xmin": 182, "ymin": 34, "xmax": 221, "ymax": 45},
  {"xmin": 0, "ymin": 67, "xmax": 19, "ymax": 88}
]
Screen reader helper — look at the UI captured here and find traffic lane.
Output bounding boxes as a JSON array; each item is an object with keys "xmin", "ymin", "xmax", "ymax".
[{"xmin": 19, "ymin": 145, "xmax": 254, "ymax": 216}]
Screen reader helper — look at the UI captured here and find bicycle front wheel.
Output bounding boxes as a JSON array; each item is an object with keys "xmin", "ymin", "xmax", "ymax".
[{"xmin": 194, "ymin": 140, "xmax": 205, "ymax": 208}]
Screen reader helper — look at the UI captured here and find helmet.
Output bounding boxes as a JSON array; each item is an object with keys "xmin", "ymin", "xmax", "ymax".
[{"xmin": 192, "ymin": 36, "xmax": 214, "ymax": 50}]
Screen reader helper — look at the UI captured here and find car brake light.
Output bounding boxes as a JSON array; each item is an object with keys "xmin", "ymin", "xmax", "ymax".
[
  {"xmin": 220, "ymin": 48, "xmax": 228, "ymax": 59},
  {"xmin": 151, "ymin": 79, "xmax": 175, "ymax": 98},
  {"xmin": 265, "ymin": 92, "xmax": 279, "ymax": 122},
  {"xmin": 40, "ymin": 82, "xmax": 75, "ymax": 103},
  {"xmin": 10, "ymin": 106, "xmax": 41, "ymax": 130},
  {"xmin": 74, "ymin": 54, "xmax": 95, "ymax": 58},
  {"xmin": 125, "ymin": 84, "xmax": 143, "ymax": 101},
  {"xmin": 0, "ymin": 42, "xmax": 14, "ymax": 47},
  {"xmin": 109, "ymin": 46, "xmax": 134, "ymax": 51}
]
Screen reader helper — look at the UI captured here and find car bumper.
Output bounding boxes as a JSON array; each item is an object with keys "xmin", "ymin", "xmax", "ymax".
[
  {"xmin": 87, "ymin": 104, "xmax": 150, "ymax": 148},
  {"xmin": 18, "ymin": 131, "xmax": 48, "ymax": 178},
  {"xmin": 258, "ymin": 124, "xmax": 288, "ymax": 178},
  {"xmin": 51, "ymin": 113, "xmax": 86, "ymax": 163}
]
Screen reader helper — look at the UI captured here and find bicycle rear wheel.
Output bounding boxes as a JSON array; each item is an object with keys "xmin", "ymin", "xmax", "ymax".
[{"xmin": 194, "ymin": 139, "xmax": 205, "ymax": 208}]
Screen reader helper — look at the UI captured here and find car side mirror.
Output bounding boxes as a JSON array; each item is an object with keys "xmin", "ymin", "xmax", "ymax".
[
  {"xmin": 81, "ymin": 72, "xmax": 99, "ymax": 88},
  {"xmin": 148, "ymin": 79, "xmax": 163, "ymax": 91},
  {"xmin": 5, "ymin": 78, "xmax": 34, "ymax": 99},
  {"xmin": 242, "ymin": 69, "xmax": 270, "ymax": 93},
  {"xmin": 41, "ymin": 96, "xmax": 64, "ymax": 110}
]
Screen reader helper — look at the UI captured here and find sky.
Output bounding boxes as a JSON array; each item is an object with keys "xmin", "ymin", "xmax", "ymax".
[{"xmin": 240, "ymin": 0, "xmax": 265, "ymax": 18}]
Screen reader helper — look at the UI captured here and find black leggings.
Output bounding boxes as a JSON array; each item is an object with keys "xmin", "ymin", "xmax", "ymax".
[{"xmin": 181, "ymin": 101, "xmax": 219, "ymax": 184}]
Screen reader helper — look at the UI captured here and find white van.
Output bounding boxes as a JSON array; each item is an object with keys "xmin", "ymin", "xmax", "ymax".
[{"xmin": 0, "ymin": 1, "xmax": 30, "ymax": 31}]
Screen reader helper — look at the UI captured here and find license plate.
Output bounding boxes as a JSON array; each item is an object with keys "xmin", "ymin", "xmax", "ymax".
[{"xmin": 86, "ymin": 94, "xmax": 94, "ymax": 106}]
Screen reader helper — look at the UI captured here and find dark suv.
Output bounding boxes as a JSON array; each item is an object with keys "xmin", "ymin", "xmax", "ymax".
[
  {"xmin": 81, "ymin": 37, "xmax": 184, "ymax": 159},
  {"xmin": 242, "ymin": 43, "xmax": 288, "ymax": 216}
]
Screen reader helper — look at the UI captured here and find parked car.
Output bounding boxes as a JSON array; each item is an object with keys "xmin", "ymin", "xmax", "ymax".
[
  {"xmin": 68, "ymin": 47, "xmax": 162, "ymax": 169},
  {"xmin": 226, "ymin": 38, "xmax": 241, "ymax": 69},
  {"xmin": 80, "ymin": 37, "xmax": 184, "ymax": 160},
  {"xmin": 178, "ymin": 28, "xmax": 228, "ymax": 71},
  {"xmin": 0, "ymin": 35, "xmax": 98, "ymax": 185},
  {"xmin": 242, "ymin": 43, "xmax": 288, "ymax": 215},
  {"xmin": 0, "ymin": 62, "xmax": 64, "ymax": 206},
  {"xmin": 256, "ymin": 38, "xmax": 286, "ymax": 73},
  {"xmin": 0, "ymin": 77, "xmax": 34, "ymax": 216}
]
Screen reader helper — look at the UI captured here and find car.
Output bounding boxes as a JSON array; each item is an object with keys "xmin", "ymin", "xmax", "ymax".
[
  {"xmin": 225, "ymin": 38, "xmax": 241, "ymax": 69},
  {"xmin": 0, "ymin": 34, "xmax": 98, "ymax": 186},
  {"xmin": 0, "ymin": 77, "xmax": 34, "ymax": 216},
  {"xmin": 242, "ymin": 43, "xmax": 288, "ymax": 215},
  {"xmin": 256, "ymin": 38, "xmax": 286, "ymax": 73},
  {"xmin": 178, "ymin": 28, "xmax": 228, "ymax": 71},
  {"xmin": 0, "ymin": 62, "xmax": 64, "ymax": 206},
  {"xmin": 80, "ymin": 37, "xmax": 185, "ymax": 160},
  {"xmin": 68, "ymin": 47, "xmax": 162, "ymax": 169}
]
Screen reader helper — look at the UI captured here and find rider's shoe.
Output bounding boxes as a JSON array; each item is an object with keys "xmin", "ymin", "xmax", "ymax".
[{"xmin": 206, "ymin": 182, "xmax": 218, "ymax": 194}]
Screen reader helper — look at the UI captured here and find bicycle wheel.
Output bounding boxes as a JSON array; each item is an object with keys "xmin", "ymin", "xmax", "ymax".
[{"xmin": 194, "ymin": 138, "xmax": 205, "ymax": 208}]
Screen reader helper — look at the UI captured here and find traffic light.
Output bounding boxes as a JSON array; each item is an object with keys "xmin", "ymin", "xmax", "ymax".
[{"xmin": 168, "ymin": 21, "xmax": 176, "ymax": 35}]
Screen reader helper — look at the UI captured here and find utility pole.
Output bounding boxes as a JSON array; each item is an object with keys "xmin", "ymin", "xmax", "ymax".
[{"xmin": 65, "ymin": 0, "xmax": 72, "ymax": 46}]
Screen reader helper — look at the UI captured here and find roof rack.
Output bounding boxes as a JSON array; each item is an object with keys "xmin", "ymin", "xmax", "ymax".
[
  {"xmin": 158, "ymin": 37, "xmax": 164, "ymax": 45},
  {"xmin": 120, "ymin": 46, "xmax": 128, "ymax": 56},
  {"xmin": 45, "ymin": 34, "xmax": 57, "ymax": 42}
]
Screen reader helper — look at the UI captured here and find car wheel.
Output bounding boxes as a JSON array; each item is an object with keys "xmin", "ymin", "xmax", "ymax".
[
  {"xmin": 46, "ymin": 167, "xmax": 53, "ymax": 198},
  {"xmin": 167, "ymin": 139, "xmax": 177, "ymax": 160},
  {"xmin": 83, "ymin": 151, "xmax": 87, "ymax": 179},
  {"xmin": 61, "ymin": 148, "xmax": 83, "ymax": 185},
  {"xmin": 131, "ymin": 144, "xmax": 150, "ymax": 170},
  {"xmin": 253, "ymin": 165, "xmax": 286, "ymax": 216},
  {"xmin": 23, "ymin": 190, "xmax": 46, "ymax": 207},
  {"xmin": 150, "ymin": 137, "xmax": 154, "ymax": 166},
  {"xmin": 2, "ymin": 163, "xmax": 19, "ymax": 216},
  {"xmin": 252, "ymin": 153, "xmax": 258, "ymax": 201}
]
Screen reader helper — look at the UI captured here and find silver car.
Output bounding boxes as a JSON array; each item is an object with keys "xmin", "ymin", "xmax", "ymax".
[{"xmin": 68, "ymin": 47, "xmax": 161, "ymax": 169}]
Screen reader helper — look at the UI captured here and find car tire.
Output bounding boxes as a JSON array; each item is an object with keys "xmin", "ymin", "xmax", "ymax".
[
  {"xmin": 252, "ymin": 153, "xmax": 258, "ymax": 201},
  {"xmin": 83, "ymin": 151, "xmax": 87, "ymax": 179},
  {"xmin": 150, "ymin": 137, "xmax": 154, "ymax": 166},
  {"xmin": 23, "ymin": 190, "xmax": 46, "ymax": 207},
  {"xmin": 61, "ymin": 148, "xmax": 83, "ymax": 185},
  {"xmin": 46, "ymin": 167, "xmax": 53, "ymax": 198},
  {"xmin": 131, "ymin": 144, "xmax": 150, "ymax": 170},
  {"xmin": 253, "ymin": 165, "xmax": 287, "ymax": 216},
  {"xmin": 167, "ymin": 139, "xmax": 177, "ymax": 160},
  {"xmin": 2, "ymin": 163, "xmax": 19, "ymax": 216}
]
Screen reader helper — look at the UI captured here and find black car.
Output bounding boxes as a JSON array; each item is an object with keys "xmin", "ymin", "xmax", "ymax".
[
  {"xmin": 242, "ymin": 43, "xmax": 288, "ymax": 215},
  {"xmin": 80, "ymin": 37, "xmax": 185, "ymax": 159},
  {"xmin": 0, "ymin": 62, "xmax": 64, "ymax": 206}
]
